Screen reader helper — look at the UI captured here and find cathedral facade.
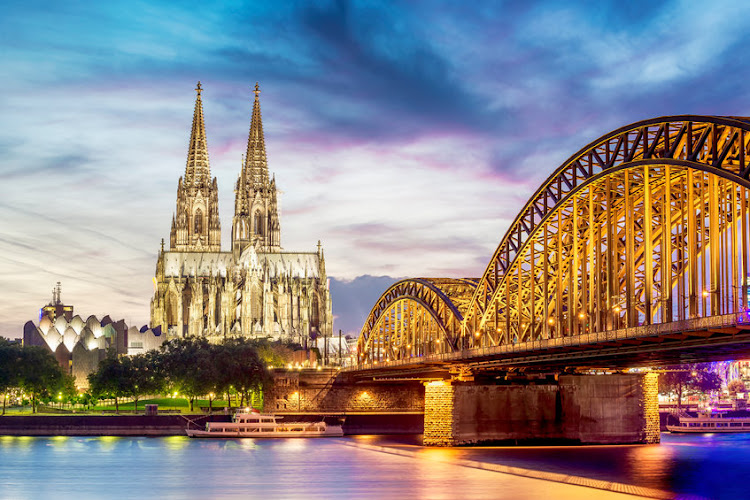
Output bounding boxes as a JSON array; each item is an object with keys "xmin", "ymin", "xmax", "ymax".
[{"xmin": 150, "ymin": 83, "xmax": 332, "ymax": 344}]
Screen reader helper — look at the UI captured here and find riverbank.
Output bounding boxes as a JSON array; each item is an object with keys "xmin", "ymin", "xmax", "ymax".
[
  {"xmin": 0, "ymin": 414, "xmax": 224, "ymax": 436},
  {"xmin": 0, "ymin": 412, "xmax": 423, "ymax": 436}
]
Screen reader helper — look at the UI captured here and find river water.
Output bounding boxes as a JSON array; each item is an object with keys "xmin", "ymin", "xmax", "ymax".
[{"xmin": 0, "ymin": 433, "xmax": 746, "ymax": 499}]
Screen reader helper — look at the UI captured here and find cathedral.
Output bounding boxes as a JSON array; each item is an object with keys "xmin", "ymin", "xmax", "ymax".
[{"xmin": 150, "ymin": 83, "xmax": 332, "ymax": 344}]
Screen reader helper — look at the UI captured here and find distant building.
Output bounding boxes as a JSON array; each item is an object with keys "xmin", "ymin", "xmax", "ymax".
[
  {"xmin": 40, "ymin": 282, "xmax": 73, "ymax": 322},
  {"xmin": 150, "ymin": 83, "xmax": 332, "ymax": 344},
  {"xmin": 23, "ymin": 285, "xmax": 164, "ymax": 388}
]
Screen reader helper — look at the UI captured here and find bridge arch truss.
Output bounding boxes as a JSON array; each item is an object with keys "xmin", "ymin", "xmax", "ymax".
[
  {"xmin": 357, "ymin": 116, "xmax": 750, "ymax": 366},
  {"xmin": 356, "ymin": 278, "xmax": 477, "ymax": 364}
]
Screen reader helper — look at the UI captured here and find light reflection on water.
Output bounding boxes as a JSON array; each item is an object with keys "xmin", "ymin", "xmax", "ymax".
[
  {"xmin": 0, "ymin": 436, "xmax": 639, "ymax": 500},
  {"xmin": 360, "ymin": 433, "xmax": 750, "ymax": 500}
]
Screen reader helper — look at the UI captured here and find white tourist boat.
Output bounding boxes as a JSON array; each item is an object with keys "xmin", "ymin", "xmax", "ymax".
[
  {"xmin": 667, "ymin": 410, "xmax": 750, "ymax": 433},
  {"xmin": 185, "ymin": 410, "xmax": 344, "ymax": 438}
]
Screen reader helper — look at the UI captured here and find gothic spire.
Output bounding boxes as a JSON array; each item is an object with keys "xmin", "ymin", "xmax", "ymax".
[
  {"xmin": 244, "ymin": 82, "xmax": 269, "ymax": 186},
  {"xmin": 185, "ymin": 81, "xmax": 211, "ymax": 186}
]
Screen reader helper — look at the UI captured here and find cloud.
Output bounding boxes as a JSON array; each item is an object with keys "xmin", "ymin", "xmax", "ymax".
[{"xmin": 3, "ymin": 0, "xmax": 750, "ymax": 339}]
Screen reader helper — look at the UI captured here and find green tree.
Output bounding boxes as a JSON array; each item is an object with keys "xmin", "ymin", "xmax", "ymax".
[
  {"xmin": 18, "ymin": 346, "xmax": 66, "ymax": 413},
  {"xmin": 250, "ymin": 339, "xmax": 294, "ymax": 367},
  {"xmin": 0, "ymin": 339, "xmax": 21, "ymax": 415},
  {"xmin": 219, "ymin": 338, "xmax": 270, "ymax": 409},
  {"xmin": 88, "ymin": 355, "xmax": 126, "ymax": 413},
  {"xmin": 119, "ymin": 353, "xmax": 164, "ymax": 412},
  {"xmin": 159, "ymin": 337, "xmax": 216, "ymax": 412}
]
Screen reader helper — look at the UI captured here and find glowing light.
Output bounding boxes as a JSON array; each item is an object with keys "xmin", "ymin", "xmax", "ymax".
[
  {"xmin": 548, "ymin": 318, "xmax": 555, "ymax": 325},
  {"xmin": 520, "ymin": 322, "xmax": 526, "ymax": 328},
  {"xmin": 474, "ymin": 332, "xmax": 481, "ymax": 337},
  {"xmin": 702, "ymin": 290, "xmax": 710, "ymax": 298},
  {"xmin": 578, "ymin": 312, "xmax": 586, "ymax": 320},
  {"xmin": 316, "ymin": 366, "xmax": 322, "ymax": 371},
  {"xmin": 613, "ymin": 306, "xmax": 621, "ymax": 313},
  {"xmin": 692, "ymin": 371, "xmax": 698, "ymax": 377},
  {"xmin": 426, "ymin": 380, "xmax": 445, "ymax": 387}
]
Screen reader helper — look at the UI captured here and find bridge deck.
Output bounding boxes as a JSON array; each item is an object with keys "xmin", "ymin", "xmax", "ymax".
[{"xmin": 349, "ymin": 313, "xmax": 750, "ymax": 377}]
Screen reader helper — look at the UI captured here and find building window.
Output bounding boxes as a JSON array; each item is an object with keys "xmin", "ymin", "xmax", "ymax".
[
  {"xmin": 254, "ymin": 211, "xmax": 264, "ymax": 236},
  {"xmin": 130, "ymin": 342, "xmax": 144, "ymax": 349},
  {"xmin": 194, "ymin": 209, "xmax": 203, "ymax": 234}
]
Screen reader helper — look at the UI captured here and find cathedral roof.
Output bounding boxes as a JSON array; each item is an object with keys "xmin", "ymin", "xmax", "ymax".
[
  {"xmin": 184, "ymin": 81, "xmax": 212, "ymax": 186},
  {"xmin": 162, "ymin": 250, "xmax": 323, "ymax": 279}
]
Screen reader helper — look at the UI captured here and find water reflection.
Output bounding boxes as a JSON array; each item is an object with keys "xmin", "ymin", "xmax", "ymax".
[
  {"xmin": 624, "ymin": 444, "xmax": 675, "ymax": 491},
  {"xmin": 2, "ymin": 434, "xmax": 747, "ymax": 499},
  {"xmin": 0, "ymin": 436, "xmax": 647, "ymax": 500},
  {"xmin": 94, "ymin": 435, "xmax": 120, "ymax": 452}
]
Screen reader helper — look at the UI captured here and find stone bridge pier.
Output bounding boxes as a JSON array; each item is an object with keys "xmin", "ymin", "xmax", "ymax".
[
  {"xmin": 265, "ymin": 369, "xmax": 659, "ymax": 446},
  {"xmin": 424, "ymin": 372, "xmax": 660, "ymax": 446}
]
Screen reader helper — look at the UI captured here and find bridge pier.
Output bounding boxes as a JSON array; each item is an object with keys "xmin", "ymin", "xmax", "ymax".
[{"xmin": 424, "ymin": 373, "xmax": 659, "ymax": 446}]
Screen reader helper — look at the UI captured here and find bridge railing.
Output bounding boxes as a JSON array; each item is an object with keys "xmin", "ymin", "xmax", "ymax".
[{"xmin": 350, "ymin": 312, "xmax": 749, "ymax": 371}]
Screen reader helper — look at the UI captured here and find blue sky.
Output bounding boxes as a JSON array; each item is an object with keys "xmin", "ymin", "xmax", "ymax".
[{"xmin": 3, "ymin": 0, "xmax": 750, "ymax": 337}]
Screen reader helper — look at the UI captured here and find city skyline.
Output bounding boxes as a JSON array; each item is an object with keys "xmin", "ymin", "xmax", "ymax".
[{"xmin": 3, "ymin": 0, "xmax": 750, "ymax": 338}]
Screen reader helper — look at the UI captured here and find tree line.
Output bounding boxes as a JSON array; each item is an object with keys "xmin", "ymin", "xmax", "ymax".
[
  {"xmin": 1, "ymin": 337, "xmax": 289, "ymax": 414},
  {"xmin": 0, "ymin": 338, "xmax": 74, "ymax": 414},
  {"xmin": 88, "ymin": 337, "xmax": 274, "ymax": 412}
]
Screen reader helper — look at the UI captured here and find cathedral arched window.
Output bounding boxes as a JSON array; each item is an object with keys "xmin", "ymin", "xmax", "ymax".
[
  {"xmin": 254, "ymin": 211, "xmax": 264, "ymax": 237},
  {"xmin": 194, "ymin": 209, "xmax": 203, "ymax": 234}
]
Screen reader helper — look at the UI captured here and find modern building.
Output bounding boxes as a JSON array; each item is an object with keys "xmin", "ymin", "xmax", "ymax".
[
  {"xmin": 150, "ymin": 83, "xmax": 332, "ymax": 344},
  {"xmin": 23, "ymin": 285, "xmax": 164, "ymax": 388}
]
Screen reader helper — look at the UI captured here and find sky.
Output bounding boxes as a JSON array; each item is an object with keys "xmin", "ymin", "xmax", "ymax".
[{"xmin": 3, "ymin": 0, "xmax": 750, "ymax": 338}]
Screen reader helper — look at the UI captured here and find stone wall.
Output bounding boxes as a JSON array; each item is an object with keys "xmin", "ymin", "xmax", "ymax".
[
  {"xmin": 264, "ymin": 369, "xmax": 424, "ymax": 413},
  {"xmin": 643, "ymin": 372, "xmax": 661, "ymax": 443},
  {"xmin": 559, "ymin": 373, "xmax": 660, "ymax": 444},
  {"xmin": 423, "ymin": 382, "xmax": 455, "ymax": 446},
  {"xmin": 424, "ymin": 373, "xmax": 660, "ymax": 446}
]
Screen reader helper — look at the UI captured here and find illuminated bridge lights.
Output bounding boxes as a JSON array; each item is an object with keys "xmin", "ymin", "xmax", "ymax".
[{"xmin": 356, "ymin": 116, "xmax": 750, "ymax": 369}]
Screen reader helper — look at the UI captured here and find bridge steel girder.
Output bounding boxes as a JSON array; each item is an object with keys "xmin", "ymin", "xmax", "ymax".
[
  {"xmin": 354, "ymin": 115, "xmax": 750, "ymax": 372},
  {"xmin": 463, "ymin": 116, "xmax": 750, "ymax": 349},
  {"xmin": 357, "ymin": 278, "xmax": 477, "ymax": 365}
]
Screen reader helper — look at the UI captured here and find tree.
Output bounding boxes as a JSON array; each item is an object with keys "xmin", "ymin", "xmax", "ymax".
[
  {"xmin": 659, "ymin": 363, "xmax": 723, "ymax": 410},
  {"xmin": 88, "ymin": 355, "xmax": 126, "ymax": 413},
  {"xmin": 218, "ymin": 338, "xmax": 270, "ymax": 409},
  {"xmin": 119, "ymin": 352, "xmax": 163, "ymax": 412},
  {"xmin": 0, "ymin": 339, "xmax": 21, "ymax": 415},
  {"xmin": 250, "ymin": 339, "xmax": 294, "ymax": 367},
  {"xmin": 18, "ymin": 346, "xmax": 67, "ymax": 413},
  {"xmin": 728, "ymin": 379, "xmax": 746, "ymax": 396},
  {"xmin": 159, "ymin": 337, "xmax": 216, "ymax": 412}
]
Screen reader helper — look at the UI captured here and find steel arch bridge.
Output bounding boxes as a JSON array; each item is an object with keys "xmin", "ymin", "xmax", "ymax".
[{"xmin": 356, "ymin": 115, "xmax": 750, "ymax": 370}]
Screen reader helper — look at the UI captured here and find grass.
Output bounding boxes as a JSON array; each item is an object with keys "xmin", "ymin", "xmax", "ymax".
[{"xmin": 1, "ymin": 397, "xmax": 247, "ymax": 415}]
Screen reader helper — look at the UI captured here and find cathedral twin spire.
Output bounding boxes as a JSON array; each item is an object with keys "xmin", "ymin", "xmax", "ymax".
[
  {"xmin": 185, "ymin": 82, "xmax": 211, "ymax": 186},
  {"xmin": 234, "ymin": 82, "xmax": 281, "ymax": 255},
  {"xmin": 169, "ymin": 82, "xmax": 280, "ymax": 255}
]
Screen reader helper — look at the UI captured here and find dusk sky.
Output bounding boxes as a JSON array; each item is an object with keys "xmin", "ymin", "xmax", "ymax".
[{"xmin": 3, "ymin": 0, "xmax": 750, "ymax": 338}]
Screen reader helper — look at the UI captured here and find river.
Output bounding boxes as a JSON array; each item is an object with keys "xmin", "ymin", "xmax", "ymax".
[{"xmin": 0, "ymin": 433, "xmax": 746, "ymax": 499}]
